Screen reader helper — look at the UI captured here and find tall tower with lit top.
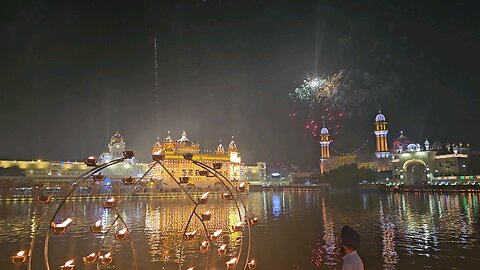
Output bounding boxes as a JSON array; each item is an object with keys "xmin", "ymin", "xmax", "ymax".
[
  {"xmin": 374, "ymin": 110, "xmax": 390, "ymax": 171},
  {"xmin": 319, "ymin": 126, "xmax": 331, "ymax": 174},
  {"xmin": 228, "ymin": 136, "xmax": 240, "ymax": 163}
]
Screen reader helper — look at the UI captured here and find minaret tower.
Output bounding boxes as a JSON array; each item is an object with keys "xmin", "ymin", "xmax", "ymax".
[
  {"xmin": 374, "ymin": 110, "xmax": 390, "ymax": 171},
  {"xmin": 216, "ymin": 140, "xmax": 225, "ymax": 155},
  {"xmin": 319, "ymin": 125, "xmax": 331, "ymax": 174},
  {"xmin": 228, "ymin": 136, "xmax": 241, "ymax": 163}
]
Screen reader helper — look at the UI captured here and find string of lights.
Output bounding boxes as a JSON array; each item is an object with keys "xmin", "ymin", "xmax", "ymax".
[{"xmin": 330, "ymin": 138, "xmax": 370, "ymax": 156}]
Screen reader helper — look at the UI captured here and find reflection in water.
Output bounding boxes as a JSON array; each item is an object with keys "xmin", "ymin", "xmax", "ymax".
[
  {"xmin": 143, "ymin": 197, "xmax": 242, "ymax": 265},
  {"xmin": 380, "ymin": 200, "xmax": 398, "ymax": 269},
  {"xmin": 272, "ymin": 194, "xmax": 282, "ymax": 217},
  {"xmin": 1, "ymin": 191, "xmax": 480, "ymax": 269},
  {"xmin": 321, "ymin": 197, "xmax": 338, "ymax": 266},
  {"xmin": 311, "ymin": 196, "xmax": 339, "ymax": 268}
]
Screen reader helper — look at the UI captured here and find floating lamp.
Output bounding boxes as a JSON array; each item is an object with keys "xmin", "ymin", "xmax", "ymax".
[
  {"xmin": 92, "ymin": 174, "xmax": 106, "ymax": 182},
  {"xmin": 238, "ymin": 182, "xmax": 246, "ymax": 192},
  {"xmin": 99, "ymin": 252, "xmax": 112, "ymax": 265},
  {"xmin": 90, "ymin": 220, "xmax": 102, "ymax": 233},
  {"xmin": 122, "ymin": 177, "xmax": 135, "ymax": 185},
  {"xmin": 152, "ymin": 149, "xmax": 165, "ymax": 161},
  {"xmin": 51, "ymin": 218, "xmax": 73, "ymax": 234},
  {"xmin": 217, "ymin": 244, "xmax": 227, "ymax": 256},
  {"xmin": 221, "ymin": 193, "xmax": 233, "ymax": 200},
  {"xmin": 210, "ymin": 229, "xmax": 222, "ymax": 241},
  {"xmin": 185, "ymin": 230, "xmax": 197, "ymax": 240},
  {"xmin": 82, "ymin": 253, "xmax": 96, "ymax": 265},
  {"xmin": 232, "ymin": 221, "xmax": 243, "ymax": 232},
  {"xmin": 198, "ymin": 192, "xmax": 209, "ymax": 204},
  {"xmin": 226, "ymin": 257, "xmax": 237, "ymax": 269},
  {"xmin": 123, "ymin": 150, "xmax": 135, "ymax": 159},
  {"xmin": 11, "ymin": 251, "xmax": 27, "ymax": 264},
  {"xmin": 199, "ymin": 241, "xmax": 210, "ymax": 253},
  {"xmin": 84, "ymin": 156, "xmax": 97, "ymax": 166},
  {"xmin": 213, "ymin": 163, "xmax": 222, "ymax": 170},
  {"xmin": 250, "ymin": 217, "xmax": 259, "ymax": 225},
  {"xmin": 37, "ymin": 195, "xmax": 52, "ymax": 204},
  {"xmin": 115, "ymin": 228, "xmax": 128, "ymax": 240},
  {"xmin": 201, "ymin": 211, "xmax": 212, "ymax": 221},
  {"xmin": 247, "ymin": 259, "xmax": 257, "ymax": 269},
  {"xmin": 60, "ymin": 259, "xmax": 75, "ymax": 270},
  {"xmin": 103, "ymin": 197, "xmax": 117, "ymax": 208}
]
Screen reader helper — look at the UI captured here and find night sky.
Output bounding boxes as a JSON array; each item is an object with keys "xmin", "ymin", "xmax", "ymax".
[{"xmin": 1, "ymin": 1, "xmax": 479, "ymax": 168}]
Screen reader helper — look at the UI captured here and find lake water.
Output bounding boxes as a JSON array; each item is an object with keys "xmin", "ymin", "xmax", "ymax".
[{"xmin": 1, "ymin": 190, "xmax": 480, "ymax": 269}]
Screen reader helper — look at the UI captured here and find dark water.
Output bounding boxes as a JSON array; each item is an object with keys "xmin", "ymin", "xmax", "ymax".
[{"xmin": 1, "ymin": 191, "xmax": 480, "ymax": 269}]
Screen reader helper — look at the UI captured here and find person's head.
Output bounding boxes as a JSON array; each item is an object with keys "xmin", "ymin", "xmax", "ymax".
[{"xmin": 341, "ymin": 225, "xmax": 360, "ymax": 252}]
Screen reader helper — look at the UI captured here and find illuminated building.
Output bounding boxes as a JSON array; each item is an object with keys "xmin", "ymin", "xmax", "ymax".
[
  {"xmin": 97, "ymin": 132, "xmax": 147, "ymax": 179},
  {"xmin": 244, "ymin": 162, "xmax": 267, "ymax": 185},
  {"xmin": 0, "ymin": 159, "xmax": 88, "ymax": 178},
  {"xmin": 317, "ymin": 109, "xmax": 475, "ymax": 185},
  {"xmin": 0, "ymin": 132, "xmax": 148, "ymax": 198},
  {"xmin": 372, "ymin": 111, "xmax": 472, "ymax": 184},
  {"xmin": 149, "ymin": 131, "xmax": 246, "ymax": 189},
  {"xmin": 319, "ymin": 126, "xmax": 332, "ymax": 174},
  {"xmin": 390, "ymin": 134, "xmax": 471, "ymax": 184},
  {"xmin": 374, "ymin": 110, "xmax": 390, "ymax": 171},
  {"xmin": 0, "ymin": 132, "xmax": 146, "ymax": 180}
]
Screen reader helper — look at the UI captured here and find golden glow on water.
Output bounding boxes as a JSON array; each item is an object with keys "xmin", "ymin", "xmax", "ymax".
[{"xmin": 3, "ymin": 191, "xmax": 480, "ymax": 269}]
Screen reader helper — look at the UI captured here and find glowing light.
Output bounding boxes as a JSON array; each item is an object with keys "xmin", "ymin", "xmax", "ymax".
[
  {"xmin": 226, "ymin": 257, "xmax": 237, "ymax": 268},
  {"xmin": 11, "ymin": 250, "xmax": 27, "ymax": 264},
  {"xmin": 200, "ymin": 241, "xmax": 210, "ymax": 253},
  {"xmin": 211, "ymin": 229, "xmax": 223, "ymax": 240},
  {"xmin": 248, "ymin": 259, "xmax": 257, "ymax": 269},
  {"xmin": 218, "ymin": 244, "xmax": 227, "ymax": 256},
  {"xmin": 232, "ymin": 221, "xmax": 243, "ymax": 231},
  {"xmin": 63, "ymin": 260, "xmax": 74, "ymax": 267},
  {"xmin": 185, "ymin": 230, "xmax": 197, "ymax": 239},
  {"xmin": 95, "ymin": 220, "xmax": 101, "ymax": 227},
  {"xmin": 56, "ymin": 218, "xmax": 73, "ymax": 228}
]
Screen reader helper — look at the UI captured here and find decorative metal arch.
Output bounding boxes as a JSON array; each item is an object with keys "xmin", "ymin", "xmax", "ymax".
[{"xmin": 13, "ymin": 149, "xmax": 257, "ymax": 270}]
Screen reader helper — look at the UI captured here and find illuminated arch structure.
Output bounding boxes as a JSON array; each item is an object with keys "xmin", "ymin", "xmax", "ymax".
[{"xmin": 10, "ymin": 150, "xmax": 257, "ymax": 270}]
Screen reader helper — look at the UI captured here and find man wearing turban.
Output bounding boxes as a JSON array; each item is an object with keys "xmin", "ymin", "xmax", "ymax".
[{"xmin": 341, "ymin": 225, "xmax": 364, "ymax": 270}]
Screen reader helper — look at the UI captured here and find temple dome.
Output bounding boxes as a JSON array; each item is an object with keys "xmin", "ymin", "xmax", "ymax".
[
  {"xmin": 177, "ymin": 131, "xmax": 193, "ymax": 146},
  {"xmin": 109, "ymin": 132, "xmax": 124, "ymax": 146},
  {"xmin": 153, "ymin": 137, "xmax": 162, "ymax": 147},
  {"xmin": 228, "ymin": 136, "xmax": 238, "ymax": 152},
  {"xmin": 375, "ymin": 112, "xmax": 386, "ymax": 122},
  {"xmin": 392, "ymin": 131, "xmax": 412, "ymax": 153},
  {"xmin": 164, "ymin": 131, "xmax": 174, "ymax": 143},
  {"xmin": 216, "ymin": 140, "xmax": 225, "ymax": 154},
  {"xmin": 320, "ymin": 127, "xmax": 329, "ymax": 135}
]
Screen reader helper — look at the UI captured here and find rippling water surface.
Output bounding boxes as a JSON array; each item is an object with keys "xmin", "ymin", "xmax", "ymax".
[{"xmin": 1, "ymin": 191, "xmax": 480, "ymax": 269}]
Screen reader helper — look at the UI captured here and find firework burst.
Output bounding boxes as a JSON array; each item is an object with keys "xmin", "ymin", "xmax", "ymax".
[{"xmin": 289, "ymin": 71, "xmax": 345, "ymax": 137}]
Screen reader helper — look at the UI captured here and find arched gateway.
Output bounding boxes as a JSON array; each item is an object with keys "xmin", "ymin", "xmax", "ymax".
[{"xmin": 403, "ymin": 159, "xmax": 427, "ymax": 184}]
